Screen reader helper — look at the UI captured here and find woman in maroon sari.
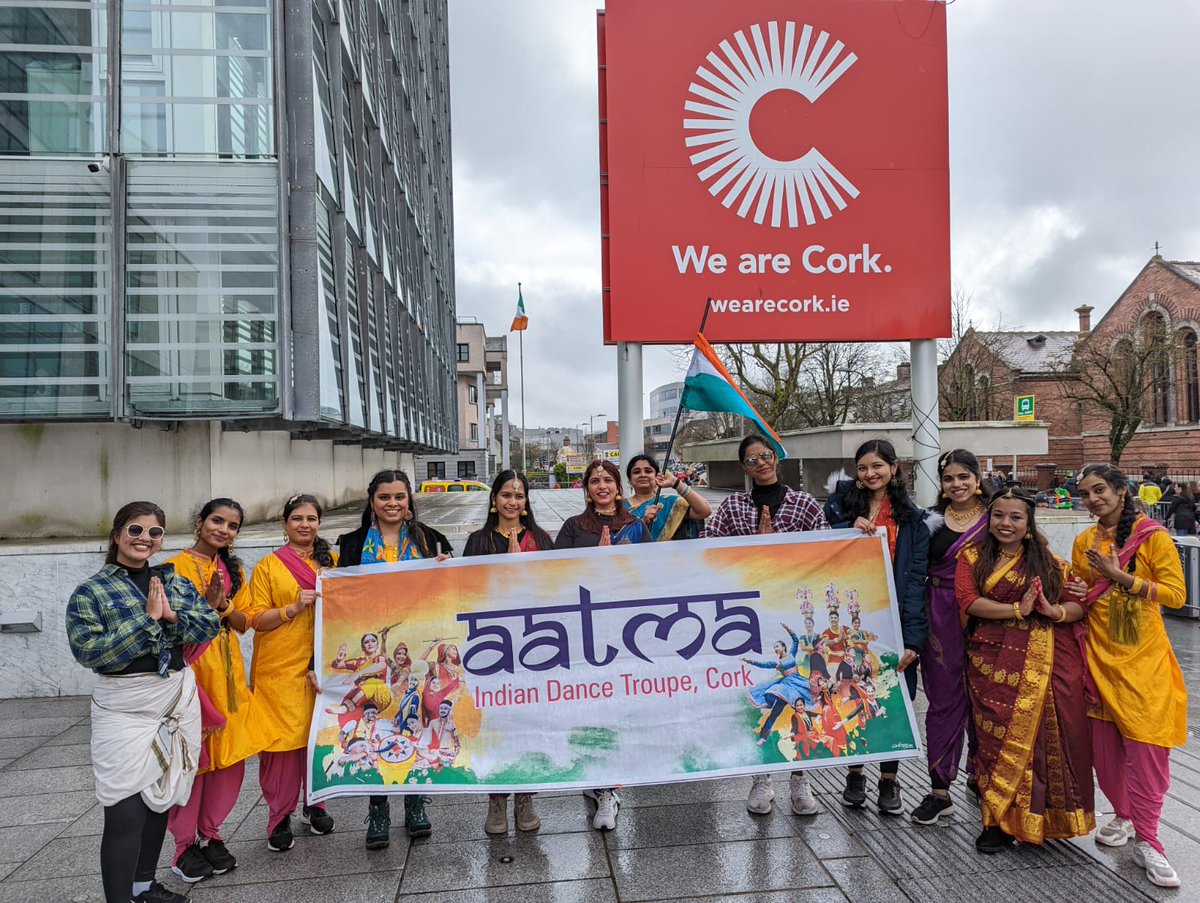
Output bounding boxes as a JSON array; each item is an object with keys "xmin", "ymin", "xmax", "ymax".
[
  {"xmin": 911, "ymin": 450, "xmax": 989, "ymax": 825},
  {"xmin": 955, "ymin": 488, "xmax": 1094, "ymax": 853}
]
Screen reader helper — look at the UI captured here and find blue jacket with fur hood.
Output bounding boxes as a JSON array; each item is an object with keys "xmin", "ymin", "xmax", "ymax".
[{"xmin": 823, "ymin": 480, "xmax": 930, "ymax": 652}]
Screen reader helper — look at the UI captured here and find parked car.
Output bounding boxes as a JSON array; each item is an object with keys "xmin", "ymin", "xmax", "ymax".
[{"xmin": 419, "ymin": 479, "xmax": 489, "ymax": 493}]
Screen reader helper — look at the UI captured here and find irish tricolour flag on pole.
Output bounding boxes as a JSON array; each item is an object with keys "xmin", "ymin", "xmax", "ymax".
[
  {"xmin": 683, "ymin": 333, "xmax": 787, "ymax": 459},
  {"xmin": 510, "ymin": 286, "xmax": 528, "ymax": 332}
]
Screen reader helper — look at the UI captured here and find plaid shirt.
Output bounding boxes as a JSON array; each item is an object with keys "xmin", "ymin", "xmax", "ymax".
[
  {"xmin": 66, "ymin": 563, "xmax": 220, "ymax": 675},
  {"xmin": 703, "ymin": 488, "xmax": 830, "ymax": 537}
]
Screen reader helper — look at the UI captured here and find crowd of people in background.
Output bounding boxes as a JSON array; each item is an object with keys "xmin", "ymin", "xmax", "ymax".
[{"xmin": 66, "ymin": 439, "xmax": 1189, "ymax": 902}]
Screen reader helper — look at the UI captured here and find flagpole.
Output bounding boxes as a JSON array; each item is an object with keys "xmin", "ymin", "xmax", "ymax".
[
  {"xmin": 518, "ymin": 282, "xmax": 526, "ymax": 473},
  {"xmin": 655, "ymin": 299, "xmax": 712, "ymax": 502}
]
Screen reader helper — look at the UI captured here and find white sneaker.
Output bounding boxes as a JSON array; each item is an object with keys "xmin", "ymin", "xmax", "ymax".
[
  {"xmin": 1094, "ymin": 815, "xmax": 1134, "ymax": 847},
  {"xmin": 1133, "ymin": 840, "xmax": 1181, "ymax": 888},
  {"xmin": 789, "ymin": 772, "xmax": 819, "ymax": 816},
  {"xmin": 592, "ymin": 789, "xmax": 620, "ymax": 831},
  {"xmin": 746, "ymin": 774, "xmax": 774, "ymax": 814}
]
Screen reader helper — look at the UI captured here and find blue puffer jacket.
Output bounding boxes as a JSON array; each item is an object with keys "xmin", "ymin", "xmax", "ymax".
[{"xmin": 824, "ymin": 480, "xmax": 930, "ymax": 652}]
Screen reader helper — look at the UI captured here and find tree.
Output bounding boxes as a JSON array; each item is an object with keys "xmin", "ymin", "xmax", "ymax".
[
  {"xmin": 937, "ymin": 288, "xmax": 1017, "ymax": 421},
  {"xmin": 1054, "ymin": 315, "xmax": 1170, "ymax": 465}
]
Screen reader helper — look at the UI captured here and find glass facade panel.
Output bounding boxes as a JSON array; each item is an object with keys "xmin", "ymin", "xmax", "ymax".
[
  {"xmin": 120, "ymin": 1, "xmax": 273, "ymax": 157},
  {"xmin": 0, "ymin": 159, "xmax": 110, "ymax": 415},
  {"xmin": 0, "ymin": 3, "xmax": 107, "ymax": 155},
  {"xmin": 124, "ymin": 161, "xmax": 279, "ymax": 415}
]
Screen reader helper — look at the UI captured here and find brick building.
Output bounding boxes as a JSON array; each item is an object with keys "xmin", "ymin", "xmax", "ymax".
[{"xmin": 941, "ymin": 257, "xmax": 1200, "ymax": 479}]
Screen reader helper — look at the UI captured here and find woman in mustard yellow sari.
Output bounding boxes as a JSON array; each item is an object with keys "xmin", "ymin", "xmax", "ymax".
[{"xmin": 955, "ymin": 488, "xmax": 1094, "ymax": 854}]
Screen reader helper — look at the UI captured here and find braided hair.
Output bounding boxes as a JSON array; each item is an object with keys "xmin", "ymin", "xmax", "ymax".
[
  {"xmin": 842, "ymin": 439, "xmax": 913, "ymax": 524},
  {"xmin": 1080, "ymin": 463, "xmax": 1140, "ymax": 575},
  {"xmin": 971, "ymin": 487, "xmax": 1064, "ymax": 602},
  {"xmin": 194, "ymin": 498, "xmax": 246, "ymax": 598},
  {"xmin": 282, "ymin": 494, "xmax": 335, "ymax": 568}
]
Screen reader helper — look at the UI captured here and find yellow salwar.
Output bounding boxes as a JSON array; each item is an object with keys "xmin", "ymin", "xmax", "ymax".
[
  {"xmin": 1071, "ymin": 520, "xmax": 1188, "ymax": 748},
  {"xmin": 246, "ymin": 551, "xmax": 337, "ymax": 752},
  {"xmin": 166, "ymin": 552, "xmax": 281, "ymax": 772}
]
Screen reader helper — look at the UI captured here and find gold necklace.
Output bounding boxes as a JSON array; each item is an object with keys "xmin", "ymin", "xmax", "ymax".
[
  {"xmin": 947, "ymin": 502, "xmax": 983, "ymax": 525},
  {"xmin": 998, "ymin": 547, "xmax": 1020, "ymax": 559}
]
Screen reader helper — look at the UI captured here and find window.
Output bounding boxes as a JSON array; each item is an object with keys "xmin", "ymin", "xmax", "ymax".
[
  {"xmin": 124, "ymin": 162, "xmax": 280, "ymax": 416},
  {"xmin": 457, "ymin": 460, "xmax": 476, "ymax": 479},
  {"xmin": 456, "ymin": 343, "xmax": 469, "ymax": 362},
  {"xmin": 426, "ymin": 461, "xmax": 445, "ymax": 479},
  {"xmin": 1143, "ymin": 313, "xmax": 1170, "ymax": 425},
  {"xmin": 0, "ymin": 160, "xmax": 112, "ymax": 416},
  {"xmin": 468, "ymin": 385, "xmax": 477, "ymax": 405},
  {"xmin": 1183, "ymin": 330, "xmax": 1199, "ymax": 423},
  {"xmin": 469, "ymin": 422, "xmax": 478, "ymax": 441}
]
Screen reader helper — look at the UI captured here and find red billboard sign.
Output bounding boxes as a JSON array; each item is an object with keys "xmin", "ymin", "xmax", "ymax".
[{"xmin": 599, "ymin": 0, "xmax": 950, "ymax": 344}]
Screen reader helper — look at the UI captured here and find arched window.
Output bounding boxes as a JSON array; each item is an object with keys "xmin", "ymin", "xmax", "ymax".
[
  {"xmin": 1183, "ymin": 330, "xmax": 1199, "ymax": 423},
  {"xmin": 1143, "ymin": 313, "xmax": 1170, "ymax": 425}
]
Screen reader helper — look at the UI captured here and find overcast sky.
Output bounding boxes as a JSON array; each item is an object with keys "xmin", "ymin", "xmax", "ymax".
[{"xmin": 447, "ymin": 0, "xmax": 1200, "ymax": 431}]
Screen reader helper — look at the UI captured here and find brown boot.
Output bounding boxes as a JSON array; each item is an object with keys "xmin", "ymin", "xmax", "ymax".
[
  {"xmin": 513, "ymin": 793, "xmax": 541, "ymax": 832},
  {"xmin": 484, "ymin": 795, "xmax": 508, "ymax": 835}
]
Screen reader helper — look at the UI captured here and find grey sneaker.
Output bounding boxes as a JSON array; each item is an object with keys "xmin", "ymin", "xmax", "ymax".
[
  {"xmin": 746, "ymin": 774, "xmax": 774, "ymax": 814},
  {"xmin": 1095, "ymin": 815, "xmax": 1134, "ymax": 847},
  {"xmin": 789, "ymin": 772, "xmax": 819, "ymax": 816},
  {"xmin": 1132, "ymin": 840, "xmax": 1181, "ymax": 888}
]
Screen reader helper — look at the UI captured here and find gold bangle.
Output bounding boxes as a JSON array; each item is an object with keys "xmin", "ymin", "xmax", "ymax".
[
  {"xmin": 1012, "ymin": 601, "xmax": 1024, "ymax": 621},
  {"xmin": 279, "ymin": 605, "xmax": 293, "ymax": 623},
  {"xmin": 1053, "ymin": 605, "xmax": 1067, "ymax": 623},
  {"xmin": 1130, "ymin": 576, "xmax": 1143, "ymax": 596}
]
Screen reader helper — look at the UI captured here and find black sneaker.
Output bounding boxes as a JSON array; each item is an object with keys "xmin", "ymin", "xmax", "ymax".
[
  {"xmin": 975, "ymin": 825, "xmax": 1014, "ymax": 854},
  {"xmin": 366, "ymin": 800, "xmax": 391, "ymax": 850},
  {"xmin": 200, "ymin": 838, "xmax": 236, "ymax": 874},
  {"xmin": 841, "ymin": 770, "xmax": 867, "ymax": 808},
  {"xmin": 877, "ymin": 778, "xmax": 903, "ymax": 815},
  {"xmin": 404, "ymin": 795, "xmax": 433, "ymax": 838},
  {"xmin": 267, "ymin": 815, "xmax": 294, "ymax": 852},
  {"xmin": 301, "ymin": 804, "xmax": 335, "ymax": 835},
  {"xmin": 911, "ymin": 793, "xmax": 954, "ymax": 825},
  {"xmin": 132, "ymin": 881, "xmax": 187, "ymax": 903},
  {"xmin": 170, "ymin": 844, "xmax": 213, "ymax": 883}
]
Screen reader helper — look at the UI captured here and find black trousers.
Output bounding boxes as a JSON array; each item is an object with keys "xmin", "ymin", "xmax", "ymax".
[{"xmin": 101, "ymin": 793, "xmax": 168, "ymax": 903}]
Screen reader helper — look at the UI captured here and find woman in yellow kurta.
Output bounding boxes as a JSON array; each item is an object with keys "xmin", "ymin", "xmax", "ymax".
[
  {"xmin": 1074, "ymin": 464, "xmax": 1186, "ymax": 890},
  {"xmin": 245, "ymin": 494, "xmax": 338, "ymax": 853},
  {"xmin": 165, "ymin": 499, "xmax": 280, "ymax": 882}
]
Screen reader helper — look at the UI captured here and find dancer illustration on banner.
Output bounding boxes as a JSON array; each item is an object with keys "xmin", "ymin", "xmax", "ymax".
[{"xmin": 746, "ymin": 583, "xmax": 893, "ymax": 762}]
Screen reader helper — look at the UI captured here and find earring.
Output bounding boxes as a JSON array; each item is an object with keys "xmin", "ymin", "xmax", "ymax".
[
  {"xmin": 616, "ymin": 493, "xmax": 622, "ymax": 501},
  {"xmin": 520, "ymin": 508, "xmax": 528, "ymax": 516},
  {"xmin": 1025, "ymin": 532, "xmax": 1032, "ymax": 540},
  {"xmin": 404, "ymin": 510, "xmax": 414, "ymax": 522},
  {"xmin": 489, "ymin": 505, "xmax": 496, "ymax": 513},
  {"xmin": 975, "ymin": 488, "xmax": 982, "ymax": 496},
  {"xmin": 855, "ymin": 480, "xmax": 864, "ymax": 489}
]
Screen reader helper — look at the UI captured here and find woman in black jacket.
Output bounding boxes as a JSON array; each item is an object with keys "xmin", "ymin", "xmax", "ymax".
[
  {"xmin": 335, "ymin": 469, "xmax": 451, "ymax": 850},
  {"xmin": 823, "ymin": 439, "xmax": 929, "ymax": 816},
  {"xmin": 1166, "ymin": 482, "xmax": 1197, "ymax": 535}
]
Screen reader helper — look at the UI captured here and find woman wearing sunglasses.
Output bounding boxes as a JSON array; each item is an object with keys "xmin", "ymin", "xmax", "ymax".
[
  {"xmin": 66, "ymin": 502, "xmax": 222, "ymax": 903},
  {"xmin": 703, "ymin": 434, "xmax": 830, "ymax": 820}
]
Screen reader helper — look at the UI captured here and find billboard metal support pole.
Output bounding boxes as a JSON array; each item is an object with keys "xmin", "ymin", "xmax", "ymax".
[
  {"xmin": 617, "ymin": 342, "xmax": 643, "ymax": 493},
  {"xmin": 910, "ymin": 338, "xmax": 940, "ymax": 508}
]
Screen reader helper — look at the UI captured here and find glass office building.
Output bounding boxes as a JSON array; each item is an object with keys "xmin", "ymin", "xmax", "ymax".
[{"xmin": 0, "ymin": 0, "xmax": 457, "ymax": 451}]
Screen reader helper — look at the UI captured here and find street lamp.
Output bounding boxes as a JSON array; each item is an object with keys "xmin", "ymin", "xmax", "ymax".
[{"xmin": 589, "ymin": 413, "xmax": 606, "ymax": 454}]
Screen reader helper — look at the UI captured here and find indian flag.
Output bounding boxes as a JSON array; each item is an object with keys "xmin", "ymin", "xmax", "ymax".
[
  {"xmin": 510, "ymin": 286, "xmax": 528, "ymax": 331},
  {"xmin": 683, "ymin": 332, "xmax": 787, "ymax": 459}
]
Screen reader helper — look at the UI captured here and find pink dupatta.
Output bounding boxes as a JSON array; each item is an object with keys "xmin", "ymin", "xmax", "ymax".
[{"xmin": 273, "ymin": 545, "xmax": 318, "ymax": 590}]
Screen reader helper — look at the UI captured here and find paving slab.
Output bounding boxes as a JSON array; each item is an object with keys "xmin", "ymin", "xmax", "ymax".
[
  {"xmin": 400, "ymin": 831, "xmax": 610, "ymax": 894},
  {"xmin": 610, "ymin": 835, "xmax": 832, "ymax": 902},
  {"xmin": 0, "ymin": 717, "xmax": 80, "ymax": 740},
  {"xmin": 398, "ymin": 878, "xmax": 619, "ymax": 903},
  {"xmin": 0, "ymin": 790, "xmax": 96, "ymax": 828}
]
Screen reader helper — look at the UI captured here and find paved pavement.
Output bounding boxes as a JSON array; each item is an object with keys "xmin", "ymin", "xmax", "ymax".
[{"xmin": 2, "ymin": 491, "xmax": 1198, "ymax": 902}]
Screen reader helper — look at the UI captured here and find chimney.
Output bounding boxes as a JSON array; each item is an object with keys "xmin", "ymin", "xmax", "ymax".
[
  {"xmin": 1075, "ymin": 304, "xmax": 1094, "ymax": 335},
  {"xmin": 896, "ymin": 361, "xmax": 911, "ymax": 381}
]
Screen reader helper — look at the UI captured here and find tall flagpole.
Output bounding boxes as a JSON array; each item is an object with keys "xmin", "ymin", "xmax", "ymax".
[{"xmin": 518, "ymin": 282, "xmax": 526, "ymax": 473}]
